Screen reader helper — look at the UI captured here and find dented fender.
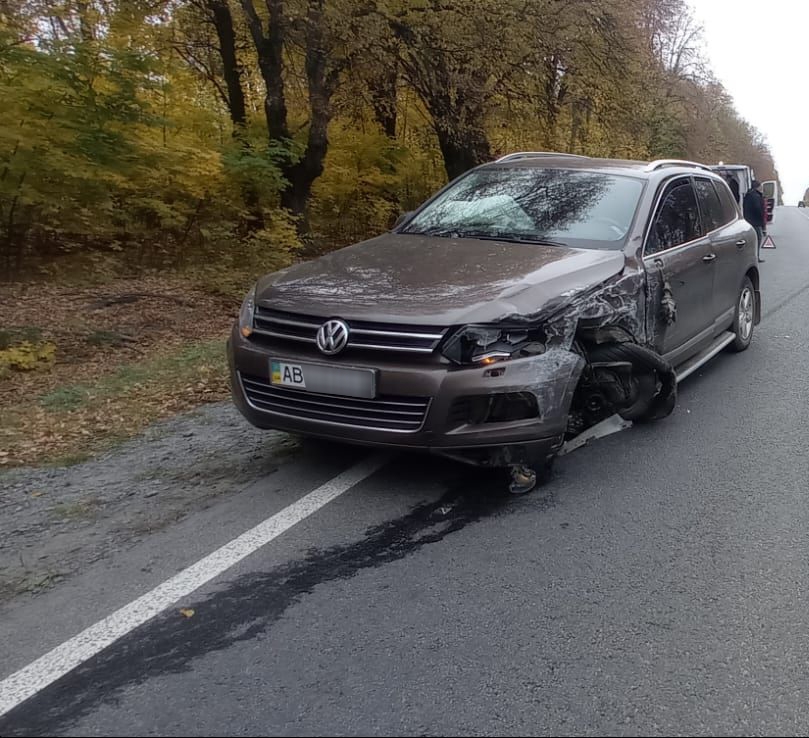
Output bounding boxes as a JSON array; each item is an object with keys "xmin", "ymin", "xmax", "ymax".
[{"xmin": 494, "ymin": 267, "xmax": 650, "ymax": 350}]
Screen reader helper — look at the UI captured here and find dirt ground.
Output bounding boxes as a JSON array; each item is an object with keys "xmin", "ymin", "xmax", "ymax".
[{"xmin": 1, "ymin": 277, "xmax": 239, "ymax": 466}]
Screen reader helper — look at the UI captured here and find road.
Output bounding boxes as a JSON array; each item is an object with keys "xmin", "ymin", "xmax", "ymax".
[{"xmin": 2, "ymin": 207, "xmax": 809, "ymax": 736}]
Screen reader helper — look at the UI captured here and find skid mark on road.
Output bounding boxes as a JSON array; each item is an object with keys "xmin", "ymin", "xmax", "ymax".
[
  {"xmin": 0, "ymin": 470, "xmax": 542, "ymax": 737},
  {"xmin": 0, "ymin": 456, "xmax": 388, "ymax": 722}
]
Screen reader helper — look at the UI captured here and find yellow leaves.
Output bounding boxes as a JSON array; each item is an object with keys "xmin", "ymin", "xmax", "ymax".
[
  {"xmin": 0, "ymin": 279, "xmax": 233, "ymax": 468},
  {"xmin": 0, "ymin": 341, "xmax": 56, "ymax": 373},
  {"xmin": 179, "ymin": 608, "xmax": 195, "ymax": 618}
]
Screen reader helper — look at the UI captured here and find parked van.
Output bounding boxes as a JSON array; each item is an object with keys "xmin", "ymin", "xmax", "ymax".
[
  {"xmin": 709, "ymin": 164, "xmax": 752, "ymax": 209},
  {"xmin": 710, "ymin": 164, "xmax": 778, "ymax": 224}
]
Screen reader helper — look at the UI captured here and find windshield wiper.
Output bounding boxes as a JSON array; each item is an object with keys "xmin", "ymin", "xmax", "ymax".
[
  {"xmin": 400, "ymin": 226, "xmax": 458, "ymax": 237},
  {"xmin": 455, "ymin": 231, "xmax": 569, "ymax": 248},
  {"xmin": 402, "ymin": 227, "xmax": 568, "ymax": 248}
]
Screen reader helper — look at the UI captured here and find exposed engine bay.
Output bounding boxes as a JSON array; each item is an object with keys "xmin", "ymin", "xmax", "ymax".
[{"xmin": 566, "ymin": 339, "xmax": 677, "ymax": 440}]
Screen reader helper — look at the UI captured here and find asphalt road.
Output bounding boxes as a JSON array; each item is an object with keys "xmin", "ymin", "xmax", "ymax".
[{"xmin": 3, "ymin": 207, "xmax": 809, "ymax": 737}]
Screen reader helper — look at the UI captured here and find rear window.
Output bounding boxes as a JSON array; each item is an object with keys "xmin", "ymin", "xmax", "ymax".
[
  {"xmin": 713, "ymin": 178, "xmax": 739, "ymax": 223},
  {"xmin": 694, "ymin": 177, "xmax": 727, "ymax": 232},
  {"xmin": 401, "ymin": 168, "xmax": 645, "ymax": 250}
]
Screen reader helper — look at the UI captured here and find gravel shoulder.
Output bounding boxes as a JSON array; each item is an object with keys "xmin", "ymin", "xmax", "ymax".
[{"xmin": 0, "ymin": 403, "xmax": 300, "ymax": 603}]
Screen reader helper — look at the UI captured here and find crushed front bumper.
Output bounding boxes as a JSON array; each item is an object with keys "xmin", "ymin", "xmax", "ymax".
[{"xmin": 227, "ymin": 324, "xmax": 584, "ymax": 467}]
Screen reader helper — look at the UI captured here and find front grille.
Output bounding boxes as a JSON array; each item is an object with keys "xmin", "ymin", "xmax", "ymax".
[
  {"xmin": 253, "ymin": 307, "xmax": 446, "ymax": 354},
  {"xmin": 240, "ymin": 374, "xmax": 431, "ymax": 432}
]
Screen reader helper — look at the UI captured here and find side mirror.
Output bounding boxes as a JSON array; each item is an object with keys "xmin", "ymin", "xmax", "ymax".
[{"xmin": 393, "ymin": 211, "xmax": 414, "ymax": 229}]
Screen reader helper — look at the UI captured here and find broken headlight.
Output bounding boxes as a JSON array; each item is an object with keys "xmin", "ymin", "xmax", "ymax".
[{"xmin": 440, "ymin": 324, "xmax": 546, "ymax": 366}]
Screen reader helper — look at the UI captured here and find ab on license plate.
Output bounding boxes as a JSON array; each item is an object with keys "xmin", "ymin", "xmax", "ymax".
[
  {"xmin": 269, "ymin": 359, "xmax": 377, "ymax": 399},
  {"xmin": 271, "ymin": 360, "xmax": 306, "ymax": 389}
]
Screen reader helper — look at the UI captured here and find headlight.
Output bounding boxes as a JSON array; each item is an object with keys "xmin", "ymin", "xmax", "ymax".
[
  {"xmin": 440, "ymin": 324, "xmax": 546, "ymax": 366},
  {"xmin": 238, "ymin": 283, "xmax": 257, "ymax": 338}
]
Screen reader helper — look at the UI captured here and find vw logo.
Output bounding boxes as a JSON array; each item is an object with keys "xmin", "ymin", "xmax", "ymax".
[{"xmin": 316, "ymin": 319, "xmax": 350, "ymax": 355}]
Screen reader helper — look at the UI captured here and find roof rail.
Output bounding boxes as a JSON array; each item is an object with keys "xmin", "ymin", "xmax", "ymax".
[
  {"xmin": 495, "ymin": 151, "xmax": 589, "ymax": 163},
  {"xmin": 645, "ymin": 159, "xmax": 713, "ymax": 173}
]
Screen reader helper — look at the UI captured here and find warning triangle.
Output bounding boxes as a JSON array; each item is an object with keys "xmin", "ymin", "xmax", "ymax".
[{"xmin": 762, "ymin": 234, "xmax": 776, "ymax": 249}]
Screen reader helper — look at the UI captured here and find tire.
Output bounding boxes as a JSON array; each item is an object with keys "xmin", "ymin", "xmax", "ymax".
[
  {"xmin": 585, "ymin": 342, "xmax": 677, "ymax": 421},
  {"xmin": 729, "ymin": 277, "xmax": 755, "ymax": 352}
]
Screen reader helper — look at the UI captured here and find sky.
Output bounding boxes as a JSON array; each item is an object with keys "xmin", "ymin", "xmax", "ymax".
[{"xmin": 690, "ymin": 0, "xmax": 809, "ymax": 203}]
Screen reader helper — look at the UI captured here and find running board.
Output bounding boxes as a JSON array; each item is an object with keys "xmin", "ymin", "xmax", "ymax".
[{"xmin": 675, "ymin": 331, "xmax": 735, "ymax": 383}]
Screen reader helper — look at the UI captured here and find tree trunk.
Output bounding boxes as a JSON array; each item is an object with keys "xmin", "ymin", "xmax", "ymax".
[
  {"xmin": 240, "ymin": 0, "xmax": 337, "ymax": 228},
  {"xmin": 240, "ymin": 0, "xmax": 290, "ymax": 141},
  {"xmin": 208, "ymin": 0, "xmax": 263, "ymax": 230},
  {"xmin": 280, "ymin": 81, "xmax": 331, "ymax": 228},
  {"xmin": 369, "ymin": 65, "xmax": 398, "ymax": 138},
  {"xmin": 209, "ymin": 0, "xmax": 247, "ymax": 128},
  {"xmin": 432, "ymin": 115, "xmax": 491, "ymax": 180}
]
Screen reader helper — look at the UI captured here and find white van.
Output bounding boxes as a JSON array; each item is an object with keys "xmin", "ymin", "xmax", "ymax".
[
  {"xmin": 710, "ymin": 164, "xmax": 778, "ymax": 224},
  {"xmin": 709, "ymin": 164, "xmax": 753, "ymax": 209}
]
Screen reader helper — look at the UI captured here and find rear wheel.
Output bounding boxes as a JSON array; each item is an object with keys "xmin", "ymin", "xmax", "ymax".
[{"xmin": 730, "ymin": 277, "xmax": 755, "ymax": 352}]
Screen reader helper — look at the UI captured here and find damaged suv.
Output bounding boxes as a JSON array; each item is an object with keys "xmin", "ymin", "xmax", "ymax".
[{"xmin": 228, "ymin": 153, "xmax": 760, "ymax": 492}]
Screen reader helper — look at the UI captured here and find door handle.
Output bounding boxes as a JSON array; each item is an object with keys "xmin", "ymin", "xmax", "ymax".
[
  {"xmin": 703, "ymin": 253, "xmax": 717, "ymax": 263},
  {"xmin": 735, "ymin": 239, "xmax": 747, "ymax": 248}
]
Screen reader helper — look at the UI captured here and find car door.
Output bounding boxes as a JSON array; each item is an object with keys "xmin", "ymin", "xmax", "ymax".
[
  {"xmin": 644, "ymin": 176, "xmax": 713, "ymax": 359},
  {"xmin": 696, "ymin": 176, "xmax": 753, "ymax": 332},
  {"xmin": 762, "ymin": 180, "xmax": 778, "ymax": 223}
]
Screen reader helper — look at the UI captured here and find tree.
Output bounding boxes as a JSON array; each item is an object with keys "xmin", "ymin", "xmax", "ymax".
[
  {"xmin": 238, "ymin": 0, "xmax": 355, "ymax": 228},
  {"xmin": 0, "ymin": 0, "xmax": 783, "ymax": 278},
  {"xmin": 372, "ymin": 0, "xmax": 502, "ymax": 179},
  {"xmin": 175, "ymin": 0, "xmax": 265, "ymax": 228}
]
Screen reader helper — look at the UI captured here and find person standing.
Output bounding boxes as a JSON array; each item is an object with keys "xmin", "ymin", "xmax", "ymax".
[{"xmin": 743, "ymin": 179, "xmax": 766, "ymax": 263}]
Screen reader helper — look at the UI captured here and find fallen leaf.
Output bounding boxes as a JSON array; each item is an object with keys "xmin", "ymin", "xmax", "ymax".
[{"xmin": 179, "ymin": 608, "xmax": 195, "ymax": 618}]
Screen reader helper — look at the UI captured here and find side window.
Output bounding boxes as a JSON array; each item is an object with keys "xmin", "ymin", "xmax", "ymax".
[
  {"xmin": 712, "ymin": 178, "xmax": 740, "ymax": 224},
  {"xmin": 694, "ymin": 177, "xmax": 726, "ymax": 232},
  {"xmin": 646, "ymin": 180, "xmax": 703, "ymax": 256}
]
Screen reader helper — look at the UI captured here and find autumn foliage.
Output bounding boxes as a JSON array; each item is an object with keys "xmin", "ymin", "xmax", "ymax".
[{"xmin": 0, "ymin": 0, "xmax": 781, "ymax": 281}]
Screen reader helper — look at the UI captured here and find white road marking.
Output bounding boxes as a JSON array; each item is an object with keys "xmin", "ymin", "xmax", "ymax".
[{"xmin": 0, "ymin": 454, "xmax": 387, "ymax": 717}]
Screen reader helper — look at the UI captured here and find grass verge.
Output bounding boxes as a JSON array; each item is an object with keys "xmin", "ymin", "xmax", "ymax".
[{"xmin": 1, "ymin": 339, "xmax": 230, "ymax": 468}]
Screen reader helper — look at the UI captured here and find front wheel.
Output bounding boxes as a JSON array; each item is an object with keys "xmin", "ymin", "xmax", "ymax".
[{"xmin": 729, "ymin": 277, "xmax": 755, "ymax": 352}]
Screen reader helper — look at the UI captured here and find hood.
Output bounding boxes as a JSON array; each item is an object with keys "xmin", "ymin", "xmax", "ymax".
[{"xmin": 257, "ymin": 233, "xmax": 627, "ymax": 326}]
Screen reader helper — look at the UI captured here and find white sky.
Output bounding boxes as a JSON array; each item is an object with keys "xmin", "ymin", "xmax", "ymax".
[
  {"xmin": 690, "ymin": 0, "xmax": 809, "ymax": 205},
  {"xmin": 690, "ymin": 0, "xmax": 809, "ymax": 203}
]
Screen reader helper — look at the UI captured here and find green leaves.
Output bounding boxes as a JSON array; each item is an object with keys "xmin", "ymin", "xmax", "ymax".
[{"xmin": 0, "ymin": 0, "xmax": 779, "ymax": 281}]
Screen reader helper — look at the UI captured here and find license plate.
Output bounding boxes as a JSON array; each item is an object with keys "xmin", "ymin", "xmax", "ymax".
[{"xmin": 270, "ymin": 360, "xmax": 376, "ymax": 399}]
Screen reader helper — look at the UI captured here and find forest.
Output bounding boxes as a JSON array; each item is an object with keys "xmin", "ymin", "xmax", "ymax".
[{"xmin": 0, "ymin": 0, "xmax": 782, "ymax": 284}]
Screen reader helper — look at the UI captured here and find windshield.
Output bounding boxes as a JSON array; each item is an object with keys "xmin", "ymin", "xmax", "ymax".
[{"xmin": 401, "ymin": 167, "xmax": 644, "ymax": 249}]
